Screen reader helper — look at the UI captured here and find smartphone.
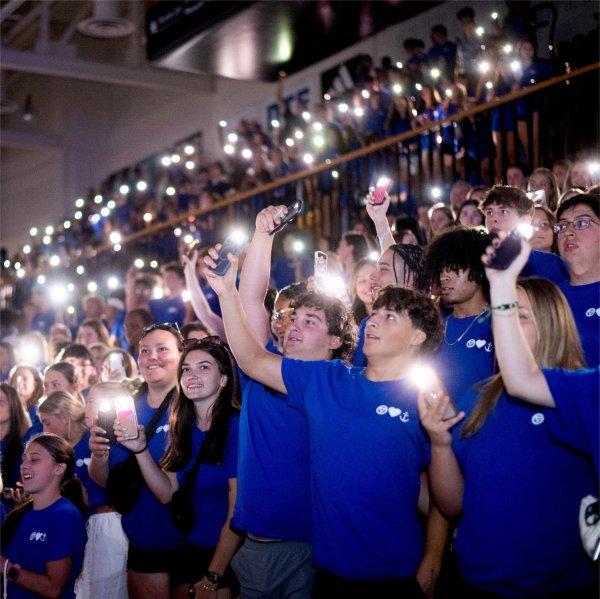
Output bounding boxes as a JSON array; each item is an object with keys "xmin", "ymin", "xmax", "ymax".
[
  {"xmin": 97, "ymin": 400, "xmax": 118, "ymax": 446},
  {"xmin": 109, "ymin": 352, "xmax": 126, "ymax": 379},
  {"xmin": 115, "ymin": 394, "xmax": 139, "ymax": 441},
  {"xmin": 16, "ymin": 375, "xmax": 25, "ymax": 395},
  {"xmin": 185, "ymin": 238, "xmax": 200, "ymax": 259},
  {"xmin": 211, "ymin": 232, "xmax": 248, "ymax": 276},
  {"xmin": 526, "ymin": 189, "xmax": 546, "ymax": 206},
  {"xmin": 426, "ymin": 391, "xmax": 458, "ymax": 421},
  {"xmin": 270, "ymin": 198, "xmax": 304, "ymax": 235},
  {"xmin": 371, "ymin": 177, "xmax": 392, "ymax": 205},
  {"xmin": 314, "ymin": 251, "xmax": 328, "ymax": 293},
  {"xmin": 487, "ymin": 229, "xmax": 523, "ymax": 270}
]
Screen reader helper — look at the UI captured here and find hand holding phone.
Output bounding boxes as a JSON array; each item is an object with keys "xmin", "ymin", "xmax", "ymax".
[
  {"xmin": 370, "ymin": 177, "xmax": 392, "ymax": 205},
  {"xmin": 114, "ymin": 394, "xmax": 139, "ymax": 441},
  {"xmin": 487, "ymin": 227, "xmax": 531, "ymax": 270},
  {"xmin": 269, "ymin": 198, "xmax": 304, "ymax": 235},
  {"xmin": 211, "ymin": 231, "xmax": 249, "ymax": 276}
]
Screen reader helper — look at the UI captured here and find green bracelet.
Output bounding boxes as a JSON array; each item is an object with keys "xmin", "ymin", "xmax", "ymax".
[{"xmin": 491, "ymin": 301, "xmax": 519, "ymax": 312}]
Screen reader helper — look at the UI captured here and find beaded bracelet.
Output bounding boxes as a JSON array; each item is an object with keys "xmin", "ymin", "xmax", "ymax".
[{"xmin": 491, "ymin": 301, "xmax": 519, "ymax": 313}]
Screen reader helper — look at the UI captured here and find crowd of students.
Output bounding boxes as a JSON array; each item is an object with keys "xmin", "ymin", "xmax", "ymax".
[{"xmin": 0, "ymin": 153, "xmax": 598, "ymax": 598}]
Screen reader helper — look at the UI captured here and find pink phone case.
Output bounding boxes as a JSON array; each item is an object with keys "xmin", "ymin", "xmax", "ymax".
[
  {"xmin": 372, "ymin": 178, "xmax": 392, "ymax": 204},
  {"xmin": 115, "ymin": 396, "xmax": 139, "ymax": 440}
]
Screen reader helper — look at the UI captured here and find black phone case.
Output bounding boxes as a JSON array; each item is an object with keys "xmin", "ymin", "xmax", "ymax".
[
  {"xmin": 269, "ymin": 199, "xmax": 304, "ymax": 235},
  {"xmin": 488, "ymin": 230, "xmax": 522, "ymax": 270},
  {"xmin": 212, "ymin": 239, "xmax": 244, "ymax": 276},
  {"xmin": 97, "ymin": 407, "xmax": 118, "ymax": 446}
]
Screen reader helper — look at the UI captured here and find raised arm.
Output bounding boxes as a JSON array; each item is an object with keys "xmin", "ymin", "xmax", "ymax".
[
  {"xmin": 365, "ymin": 192, "xmax": 394, "ymax": 253},
  {"xmin": 482, "ymin": 237, "xmax": 554, "ymax": 406},
  {"xmin": 203, "ymin": 248, "xmax": 286, "ymax": 393},
  {"xmin": 239, "ymin": 206, "xmax": 287, "ymax": 345},
  {"xmin": 182, "ymin": 251, "xmax": 226, "ymax": 340},
  {"xmin": 417, "ymin": 390, "xmax": 465, "ymax": 520}
]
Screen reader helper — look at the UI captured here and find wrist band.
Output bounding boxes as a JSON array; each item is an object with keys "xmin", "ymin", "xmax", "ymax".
[
  {"xmin": 133, "ymin": 444, "xmax": 147, "ymax": 454},
  {"xmin": 491, "ymin": 301, "xmax": 518, "ymax": 313}
]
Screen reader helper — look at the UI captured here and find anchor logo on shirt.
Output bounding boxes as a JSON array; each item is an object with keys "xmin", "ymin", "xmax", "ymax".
[{"xmin": 398, "ymin": 411, "xmax": 410, "ymax": 423}]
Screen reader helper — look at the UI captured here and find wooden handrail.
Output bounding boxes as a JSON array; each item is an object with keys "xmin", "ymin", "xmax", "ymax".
[{"xmin": 93, "ymin": 61, "xmax": 599, "ymax": 256}]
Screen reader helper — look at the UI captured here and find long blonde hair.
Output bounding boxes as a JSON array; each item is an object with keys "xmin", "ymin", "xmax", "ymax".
[
  {"xmin": 462, "ymin": 278, "xmax": 585, "ymax": 437},
  {"xmin": 38, "ymin": 391, "xmax": 86, "ymax": 443}
]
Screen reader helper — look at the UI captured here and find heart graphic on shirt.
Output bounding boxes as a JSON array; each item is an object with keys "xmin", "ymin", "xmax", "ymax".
[
  {"xmin": 35, "ymin": 532, "xmax": 43, "ymax": 541},
  {"xmin": 596, "ymin": 308, "xmax": 600, "ymax": 317},
  {"xmin": 475, "ymin": 339, "xmax": 486, "ymax": 349},
  {"xmin": 388, "ymin": 407, "xmax": 401, "ymax": 418}
]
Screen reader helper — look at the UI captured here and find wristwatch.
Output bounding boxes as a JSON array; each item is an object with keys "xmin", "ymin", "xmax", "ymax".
[
  {"xmin": 7, "ymin": 562, "xmax": 21, "ymax": 582},
  {"xmin": 205, "ymin": 570, "xmax": 222, "ymax": 585}
]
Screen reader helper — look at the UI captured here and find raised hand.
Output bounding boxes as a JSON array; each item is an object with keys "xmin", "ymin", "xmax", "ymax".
[
  {"xmin": 481, "ymin": 231, "xmax": 532, "ymax": 285},
  {"xmin": 89, "ymin": 424, "xmax": 110, "ymax": 459},
  {"xmin": 256, "ymin": 205, "xmax": 287, "ymax": 234},
  {"xmin": 115, "ymin": 421, "xmax": 147, "ymax": 453},
  {"xmin": 365, "ymin": 188, "xmax": 391, "ymax": 225},
  {"xmin": 202, "ymin": 244, "xmax": 239, "ymax": 297},
  {"xmin": 417, "ymin": 389, "xmax": 465, "ymax": 447}
]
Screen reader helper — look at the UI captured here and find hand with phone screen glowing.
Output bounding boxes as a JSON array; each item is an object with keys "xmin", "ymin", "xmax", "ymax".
[
  {"xmin": 370, "ymin": 177, "xmax": 392, "ymax": 205},
  {"xmin": 314, "ymin": 251, "xmax": 328, "ymax": 293}
]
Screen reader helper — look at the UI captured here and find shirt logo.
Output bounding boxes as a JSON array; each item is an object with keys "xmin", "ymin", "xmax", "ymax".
[
  {"xmin": 155, "ymin": 424, "xmax": 169, "ymax": 434},
  {"xmin": 29, "ymin": 532, "xmax": 47, "ymax": 542},
  {"xmin": 76, "ymin": 457, "xmax": 91, "ymax": 468},
  {"xmin": 585, "ymin": 307, "xmax": 600, "ymax": 317},
  {"xmin": 531, "ymin": 413, "xmax": 545, "ymax": 426},
  {"xmin": 466, "ymin": 338, "xmax": 493, "ymax": 351},
  {"xmin": 376, "ymin": 405, "xmax": 410, "ymax": 422}
]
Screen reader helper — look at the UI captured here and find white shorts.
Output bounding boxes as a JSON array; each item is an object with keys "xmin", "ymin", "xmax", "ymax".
[{"xmin": 76, "ymin": 511, "xmax": 129, "ymax": 599}]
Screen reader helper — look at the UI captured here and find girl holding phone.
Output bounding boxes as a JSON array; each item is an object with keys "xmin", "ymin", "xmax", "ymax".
[
  {"xmin": 419, "ymin": 267, "xmax": 598, "ymax": 596},
  {"xmin": 88, "ymin": 324, "xmax": 184, "ymax": 599},
  {"xmin": 115, "ymin": 337, "xmax": 242, "ymax": 598},
  {"xmin": 0, "ymin": 433, "xmax": 87, "ymax": 599}
]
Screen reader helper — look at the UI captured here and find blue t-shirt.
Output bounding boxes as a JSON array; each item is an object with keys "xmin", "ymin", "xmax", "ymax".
[
  {"xmin": 149, "ymin": 296, "xmax": 186, "ymax": 327},
  {"xmin": 452, "ymin": 391, "xmax": 597, "ymax": 596},
  {"xmin": 542, "ymin": 367, "xmax": 600, "ymax": 477},
  {"xmin": 352, "ymin": 317, "xmax": 368, "ymax": 367},
  {"xmin": 4, "ymin": 497, "xmax": 87, "ymax": 599},
  {"xmin": 109, "ymin": 392, "xmax": 185, "ymax": 551},
  {"xmin": 73, "ymin": 433, "xmax": 109, "ymax": 513},
  {"xmin": 434, "ymin": 311, "xmax": 494, "ymax": 403},
  {"xmin": 233, "ymin": 343, "xmax": 312, "ymax": 542},
  {"xmin": 521, "ymin": 250, "xmax": 569, "ymax": 286},
  {"xmin": 23, "ymin": 422, "xmax": 43, "ymax": 445},
  {"xmin": 281, "ymin": 359, "xmax": 430, "ymax": 579},
  {"xmin": 176, "ymin": 415, "xmax": 239, "ymax": 548},
  {"xmin": 558, "ymin": 281, "xmax": 599, "ymax": 367}
]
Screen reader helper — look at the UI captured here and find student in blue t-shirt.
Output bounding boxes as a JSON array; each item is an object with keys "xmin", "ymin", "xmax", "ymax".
[
  {"xmin": 204, "ymin": 249, "xmax": 450, "ymax": 597},
  {"xmin": 1, "ymin": 433, "xmax": 87, "ymax": 599},
  {"xmin": 89, "ymin": 324, "xmax": 184, "ymax": 598},
  {"xmin": 115, "ymin": 336, "xmax": 242, "ymax": 597},
  {"xmin": 419, "ymin": 237, "xmax": 598, "ymax": 597},
  {"xmin": 424, "ymin": 227, "xmax": 495, "ymax": 403},
  {"xmin": 230, "ymin": 205, "xmax": 356, "ymax": 598},
  {"xmin": 149, "ymin": 262, "xmax": 187, "ymax": 327}
]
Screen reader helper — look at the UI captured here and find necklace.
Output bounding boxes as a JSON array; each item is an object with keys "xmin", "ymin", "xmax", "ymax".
[{"xmin": 444, "ymin": 307, "xmax": 489, "ymax": 346}]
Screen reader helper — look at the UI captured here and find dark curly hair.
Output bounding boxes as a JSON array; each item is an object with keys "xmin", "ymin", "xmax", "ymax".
[
  {"xmin": 372, "ymin": 287, "xmax": 443, "ymax": 356},
  {"xmin": 389, "ymin": 244, "xmax": 426, "ymax": 291},
  {"xmin": 423, "ymin": 225, "xmax": 492, "ymax": 298},
  {"xmin": 290, "ymin": 292, "xmax": 357, "ymax": 364}
]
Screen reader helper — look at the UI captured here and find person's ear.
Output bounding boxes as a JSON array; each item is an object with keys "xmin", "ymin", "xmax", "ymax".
[
  {"xmin": 53, "ymin": 462, "xmax": 67, "ymax": 478},
  {"xmin": 328, "ymin": 336, "xmax": 342, "ymax": 350},
  {"xmin": 410, "ymin": 328, "xmax": 427, "ymax": 348},
  {"xmin": 219, "ymin": 375, "xmax": 228, "ymax": 389}
]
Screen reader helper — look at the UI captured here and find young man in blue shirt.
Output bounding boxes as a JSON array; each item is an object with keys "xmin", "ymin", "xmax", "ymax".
[
  {"xmin": 149, "ymin": 262, "xmax": 187, "ymax": 327},
  {"xmin": 424, "ymin": 226, "xmax": 494, "ymax": 404},
  {"xmin": 204, "ymin": 248, "xmax": 448, "ymax": 598},
  {"xmin": 232, "ymin": 205, "xmax": 355, "ymax": 598}
]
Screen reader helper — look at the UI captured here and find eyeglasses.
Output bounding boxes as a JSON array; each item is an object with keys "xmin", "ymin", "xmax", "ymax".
[
  {"xmin": 142, "ymin": 322, "xmax": 181, "ymax": 336},
  {"xmin": 271, "ymin": 308, "xmax": 294, "ymax": 322},
  {"xmin": 554, "ymin": 217, "xmax": 599, "ymax": 235}
]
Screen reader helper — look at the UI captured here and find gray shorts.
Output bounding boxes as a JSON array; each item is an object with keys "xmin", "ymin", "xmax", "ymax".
[{"xmin": 231, "ymin": 538, "xmax": 314, "ymax": 599}]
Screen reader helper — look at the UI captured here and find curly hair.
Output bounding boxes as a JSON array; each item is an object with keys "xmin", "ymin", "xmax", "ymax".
[
  {"xmin": 372, "ymin": 287, "xmax": 443, "ymax": 356},
  {"xmin": 423, "ymin": 225, "xmax": 492, "ymax": 297},
  {"xmin": 389, "ymin": 244, "xmax": 426, "ymax": 291},
  {"xmin": 290, "ymin": 292, "xmax": 357, "ymax": 364}
]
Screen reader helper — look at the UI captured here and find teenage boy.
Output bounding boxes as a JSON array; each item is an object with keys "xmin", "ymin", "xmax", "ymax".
[
  {"xmin": 149, "ymin": 263, "xmax": 186, "ymax": 326},
  {"xmin": 232, "ymin": 205, "xmax": 356, "ymax": 598},
  {"xmin": 424, "ymin": 226, "xmax": 494, "ymax": 403},
  {"xmin": 204, "ymin": 251, "xmax": 448, "ymax": 598},
  {"xmin": 554, "ymin": 194, "xmax": 600, "ymax": 365}
]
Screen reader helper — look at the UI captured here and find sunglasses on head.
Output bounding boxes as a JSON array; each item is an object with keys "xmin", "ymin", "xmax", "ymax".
[
  {"xmin": 183, "ymin": 335, "xmax": 227, "ymax": 351},
  {"xmin": 142, "ymin": 322, "xmax": 182, "ymax": 337}
]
